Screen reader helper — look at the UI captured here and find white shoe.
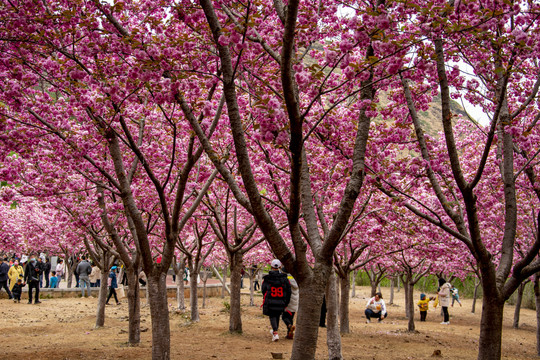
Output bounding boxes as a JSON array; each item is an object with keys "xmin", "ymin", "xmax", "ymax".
[
  {"xmin": 366, "ymin": 319, "xmax": 371, "ymax": 324},
  {"xmin": 272, "ymin": 331, "xmax": 279, "ymax": 342},
  {"xmin": 440, "ymin": 321, "xmax": 449, "ymax": 325}
]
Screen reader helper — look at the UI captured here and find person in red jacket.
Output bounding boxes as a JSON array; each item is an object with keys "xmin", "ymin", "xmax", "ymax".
[{"xmin": 261, "ymin": 259, "xmax": 291, "ymax": 342}]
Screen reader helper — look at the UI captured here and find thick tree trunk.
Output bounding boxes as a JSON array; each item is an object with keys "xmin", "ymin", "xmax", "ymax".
[
  {"xmin": 339, "ymin": 272, "xmax": 351, "ymax": 334},
  {"xmin": 229, "ymin": 252, "xmax": 243, "ymax": 333},
  {"xmin": 190, "ymin": 271, "xmax": 200, "ymax": 322},
  {"xmin": 290, "ymin": 265, "xmax": 330, "ymax": 360},
  {"xmin": 406, "ymin": 281, "xmax": 415, "ymax": 332},
  {"xmin": 477, "ymin": 292, "xmax": 505, "ymax": 360},
  {"xmin": 534, "ymin": 273, "xmax": 540, "ymax": 356},
  {"xmin": 326, "ymin": 271, "xmax": 343, "ymax": 360},
  {"xmin": 513, "ymin": 282, "xmax": 526, "ymax": 329},
  {"xmin": 403, "ymin": 278, "xmax": 410, "ymax": 319},
  {"xmin": 472, "ymin": 277, "xmax": 480, "ymax": 314},
  {"xmin": 126, "ymin": 268, "xmax": 141, "ymax": 345},
  {"xmin": 147, "ymin": 272, "xmax": 171, "ymax": 360},
  {"xmin": 389, "ymin": 277, "xmax": 395, "ymax": 305},
  {"xmin": 370, "ymin": 281, "xmax": 378, "ymax": 297},
  {"xmin": 95, "ymin": 270, "xmax": 109, "ymax": 328}
]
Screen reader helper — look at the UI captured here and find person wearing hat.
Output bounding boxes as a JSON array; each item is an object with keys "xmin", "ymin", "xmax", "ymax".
[
  {"xmin": 106, "ymin": 266, "xmax": 120, "ymax": 305},
  {"xmin": 8, "ymin": 260, "xmax": 24, "ymax": 291},
  {"xmin": 0, "ymin": 257, "xmax": 13, "ymax": 299},
  {"xmin": 261, "ymin": 259, "xmax": 291, "ymax": 342},
  {"xmin": 417, "ymin": 293, "xmax": 431, "ymax": 322}
]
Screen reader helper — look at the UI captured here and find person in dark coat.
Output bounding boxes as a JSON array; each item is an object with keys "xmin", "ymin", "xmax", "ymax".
[
  {"xmin": 262, "ymin": 259, "xmax": 291, "ymax": 342},
  {"xmin": 43, "ymin": 258, "xmax": 51, "ymax": 288},
  {"xmin": 0, "ymin": 257, "xmax": 13, "ymax": 299},
  {"xmin": 24, "ymin": 255, "xmax": 42, "ymax": 304},
  {"xmin": 12, "ymin": 278, "xmax": 25, "ymax": 302}
]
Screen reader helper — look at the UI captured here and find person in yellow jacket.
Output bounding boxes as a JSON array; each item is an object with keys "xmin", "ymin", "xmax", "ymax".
[
  {"xmin": 417, "ymin": 293, "xmax": 431, "ymax": 321},
  {"xmin": 8, "ymin": 261, "xmax": 24, "ymax": 291}
]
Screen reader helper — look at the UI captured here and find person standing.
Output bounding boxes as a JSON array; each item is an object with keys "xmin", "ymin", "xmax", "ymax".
[
  {"xmin": 37, "ymin": 257, "xmax": 45, "ymax": 288},
  {"xmin": 55, "ymin": 259, "xmax": 64, "ymax": 287},
  {"xmin": 281, "ymin": 268, "xmax": 298, "ymax": 339},
  {"xmin": 438, "ymin": 278, "xmax": 452, "ymax": 324},
  {"xmin": 417, "ymin": 293, "xmax": 430, "ymax": 322},
  {"xmin": 0, "ymin": 257, "xmax": 13, "ymax": 299},
  {"xmin": 76, "ymin": 256, "xmax": 92, "ymax": 297},
  {"xmin": 8, "ymin": 260, "xmax": 24, "ymax": 291},
  {"xmin": 89, "ymin": 263, "xmax": 101, "ymax": 287},
  {"xmin": 451, "ymin": 285, "xmax": 462, "ymax": 307},
  {"xmin": 49, "ymin": 271, "xmax": 59, "ymax": 288},
  {"xmin": 365, "ymin": 292, "xmax": 387, "ymax": 323},
  {"xmin": 261, "ymin": 259, "xmax": 291, "ymax": 342},
  {"xmin": 24, "ymin": 255, "xmax": 42, "ymax": 304},
  {"xmin": 43, "ymin": 258, "xmax": 51, "ymax": 288},
  {"xmin": 106, "ymin": 266, "xmax": 120, "ymax": 305},
  {"xmin": 12, "ymin": 278, "xmax": 25, "ymax": 303}
]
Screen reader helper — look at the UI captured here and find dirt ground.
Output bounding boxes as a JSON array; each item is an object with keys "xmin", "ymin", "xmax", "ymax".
[{"xmin": 0, "ymin": 286, "xmax": 537, "ymax": 359}]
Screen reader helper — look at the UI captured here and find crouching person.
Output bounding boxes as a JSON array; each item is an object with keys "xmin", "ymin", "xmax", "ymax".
[{"xmin": 365, "ymin": 292, "xmax": 387, "ymax": 323}]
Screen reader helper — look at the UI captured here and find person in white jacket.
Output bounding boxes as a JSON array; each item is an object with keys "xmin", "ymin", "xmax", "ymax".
[
  {"xmin": 281, "ymin": 269, "xmax": 299, "ymax": 339},
  {"xmin": 365, "ymin": 292, "xmax": 387, "ymax": 323},
  {"xmin": 437, "ymin": 278, "xmax": 452, "ymax": 324}
]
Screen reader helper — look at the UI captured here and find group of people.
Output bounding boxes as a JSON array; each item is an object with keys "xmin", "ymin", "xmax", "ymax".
[
  {"xmin": 416, "ymin": 278, "xmax": 462, "ymax": 324},
  {"xmin": 0, "ymin": 255, "xmax": 47, "ymax": 304}
]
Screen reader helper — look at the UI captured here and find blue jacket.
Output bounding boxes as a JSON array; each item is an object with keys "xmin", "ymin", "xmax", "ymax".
[{"xmin": 108, "ymin": 271, "xmax": 118, "ymax": 289}]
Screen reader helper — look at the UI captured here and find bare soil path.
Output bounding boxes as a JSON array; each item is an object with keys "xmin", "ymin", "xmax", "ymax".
[{"xmin": 0, "ymin": 286, "xmax": 536, "ymax": 359}]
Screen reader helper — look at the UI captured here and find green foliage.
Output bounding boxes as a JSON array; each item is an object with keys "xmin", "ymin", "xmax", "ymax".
[
  {"xmin": 507, "ymin": 282, "xmax": 536, "ymax": 310},
  {"xmin": 222, "ymin": 301, "xmax": 230, "ymax": 313}
]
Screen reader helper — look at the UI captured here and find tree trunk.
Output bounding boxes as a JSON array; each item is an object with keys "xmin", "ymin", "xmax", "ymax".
[
  {"xmin": 534, "ymin": 273, "xmax": 540, "ymax": 356},
  {"xmin": 202, "ymin": 277, "xmax": 208, "ymax": 309},
  {"xmin": 147, "ymin": 272, "xmax": 171, "ymax": 360},
  {"xmin": 406, "ymin": 281, "xmax": 415, "ymax": 332},
  {"xmin": 212, "ymin": 265, "xmax": 230, "ymax": 295},
  {"xmin": 477, "ymin": 294, "xmax": 505, "ymax": 360},
  {"xmin": 403, "ymin": 278, "xmax": 410, "ymax": 319},
  {"xmin": 351, "ymin": 270, "xmax": 357, "ymax": 298},
  {"xmin": 221, "ymin": 265, "xmax": 227, "ymax": 299},
  {"xmin": 229, "ymin": 252, "xmax": 243, "ymax": 333},
  {"xmin": 339, "ymin": 272, "xmax": 351, "ymax": 334},
  {"xmin": 397, "ymin": 276, "xmax": 401, "ymax": 292},
  {"xmin": 389, "ymin": 277, "xmax": 395, "ymax": 305},
  {"xmin": 472, "ymin": 277, "xmax": 480, "ymax": 314},
  {"xmin": 290, "ymin": 264, "xmax": 330, "ymax": 360},
  {"xmin": 513, "ymin": 282, "xmax": 526, "ymax": 329},
  {"xmin": 190, "ymin": 271, "xmax": 200, "ymax": 322},
  {"xmin": 249, "ymin": 272, "xmax": 255, "ymax": 306},
  {"xmin": 174, "ymin": 256, "xmax": 186, "ymax": 311},
  {"xmin": 126, "ymin": 268, "xmax": 141, "ymax": 345},
  {"xmin": 95, "ymin": 270, "xmax": 109, "ymax": 328},
  {"xmin": 370, "ymin": 281, "xmax": 378, "ymax": 297},
  {"xmin": 326, "ymin": 271, "xmax": 343, "ymax": 360}
]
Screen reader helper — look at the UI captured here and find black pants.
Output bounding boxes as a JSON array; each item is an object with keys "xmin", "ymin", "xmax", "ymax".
[
  {"xmin": 28, "ymin": 281, "xmax": 40, "ymax": 303},
  {"xmin": 44, "ymin": 271, "xmax": 50, "ymax": 288},
  {"xmin": 442, "ymin": 306, "xmax": 449, "ymax": 322},
  {"xmin": 420, "ymin": 310, "xmax": 427, "ymax": 321},
  {"xmin": 254, "ymin": 281, "xmax": 260, "ymax": 291},
  {"xmin": 106, "ymin": 287, "xmax": 118, "ymax": 304},
  {"xmin": 13, "ymin": 292, "xmax": 21, "ymax": 301},
  {"xmin": 282, "ymin": 310, "xmax": 295, "ymax": 328},
  {"xmin": 268, "ymin": 310, "xmax": 282, "ymax": 332},
  {"xmin": 0, "ymin": 280, "xmax": 12, "ymax": 298}
]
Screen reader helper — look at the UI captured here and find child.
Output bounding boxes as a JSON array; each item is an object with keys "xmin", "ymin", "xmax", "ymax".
[
  {"xmin": 50, "ymin": 271, "xmax": 59, "ymax": 288},
  {"xmin": 417, "ymin": 293, "xmax": 430, "ymax": 321},
  {"xmin": 451, "ymin": 286, "xmax": 462, "ymax": 307},
  {"xmin": 12, "ymin": 279, "xmax": 25, "ymax": 303}
]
